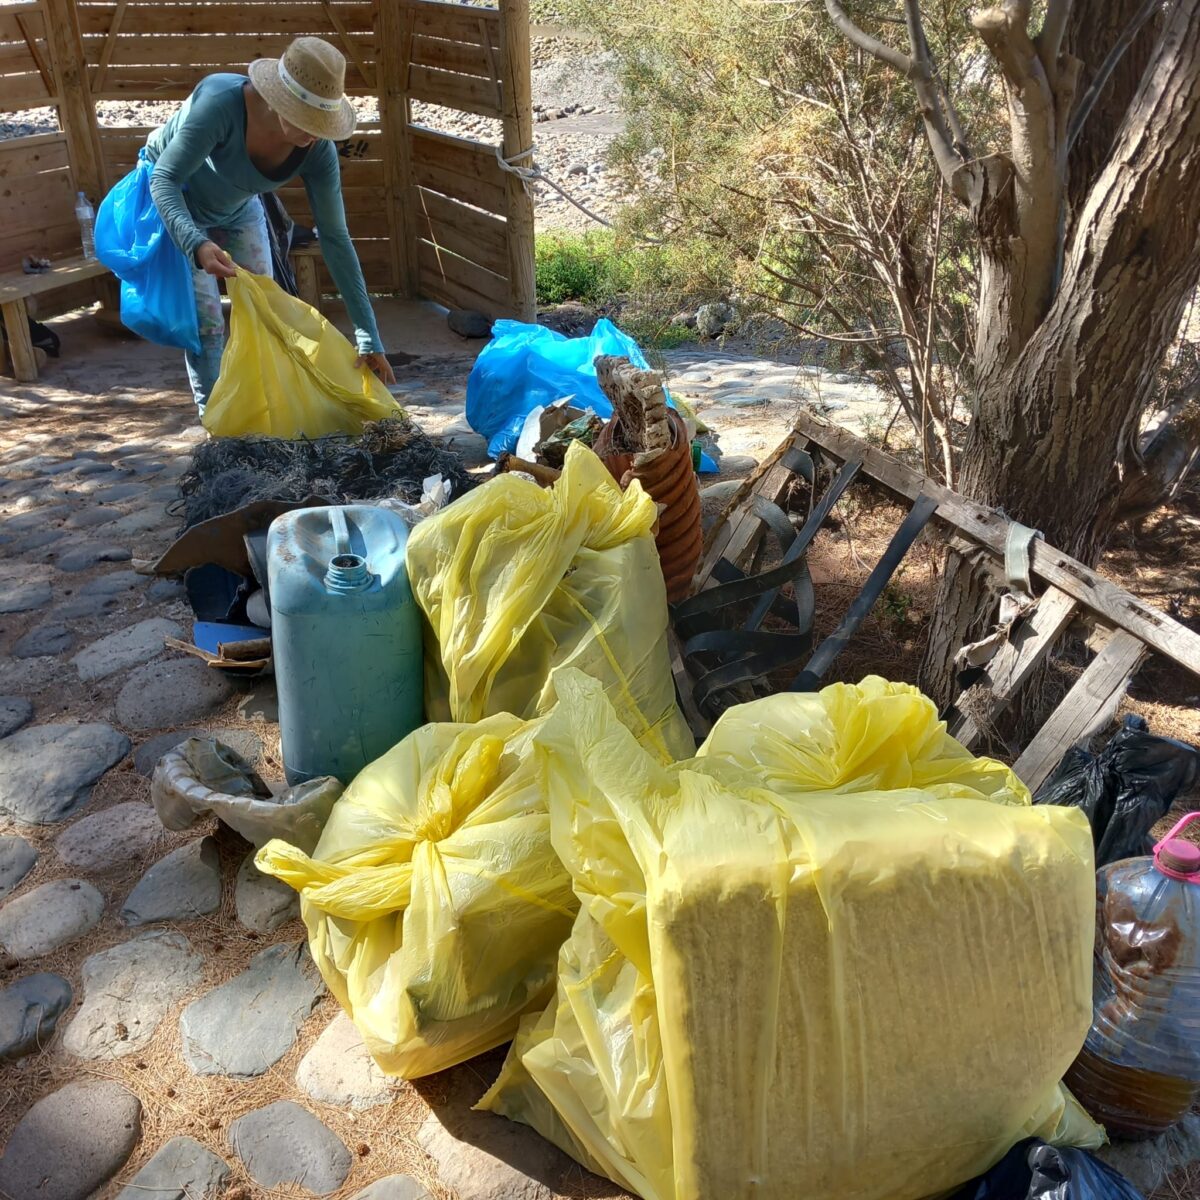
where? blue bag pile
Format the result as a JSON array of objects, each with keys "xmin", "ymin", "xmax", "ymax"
[
  {"xmin": 95, "ymin": 151, "xmax": 200, "ymax": 355},
  {"xmin": 466, "ymin": 318, "xmax": 715, "ymax": 470}
]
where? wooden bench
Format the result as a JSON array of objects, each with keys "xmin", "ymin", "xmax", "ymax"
[{"xmin": 0, "ymin": 256, "xmax": 112, "ymax": 382}]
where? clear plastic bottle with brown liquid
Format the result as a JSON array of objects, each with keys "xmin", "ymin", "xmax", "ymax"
[{"xmin": 1065, "ymin": 811, "xmax": 1200, "ymax": 1138}]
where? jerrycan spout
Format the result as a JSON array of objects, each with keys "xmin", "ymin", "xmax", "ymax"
[
  {"xmin": 325, "ymin": 508, "xmax": 372, "ymax": 592},
  {"xmin": 326, "ymin": 553, "xmax": 371, "ymax": 592}
]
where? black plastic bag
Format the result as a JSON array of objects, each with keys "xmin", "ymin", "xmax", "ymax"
[
  {"xmin": 1035, "ymin": 714, "xmax": 1199, "ymax": 867},
  {"xmin": 949, "ymin": 1139, "xmax": 1144, "ymax": 1200}
]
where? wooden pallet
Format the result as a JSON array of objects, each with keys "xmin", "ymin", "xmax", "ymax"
[{"xmin": 681, "ymin": 411, "xmax": 1200, "ymax": 790}]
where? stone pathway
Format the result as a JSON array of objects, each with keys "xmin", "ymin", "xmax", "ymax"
[{"xmin": 1, "ymin": 308, "xmax": 1193, "ymax": 1200}]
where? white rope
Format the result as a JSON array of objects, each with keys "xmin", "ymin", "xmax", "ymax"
[{"xmin": 495, "ymin": 145, "xmax": 620, "ymax": 231}]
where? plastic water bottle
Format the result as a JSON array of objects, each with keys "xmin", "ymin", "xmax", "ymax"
[
  {"xmin": 268, "ymin": 504, "xmax": 424, "ymax": 785},
  {"xmin": 76, "ymin": 192, "xmax": 96, "ymax": 260}
]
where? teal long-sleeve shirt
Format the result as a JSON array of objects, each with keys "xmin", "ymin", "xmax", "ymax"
[{"xmin": 146, "ymin": 74, "xmax": 383, "ymax": 355}]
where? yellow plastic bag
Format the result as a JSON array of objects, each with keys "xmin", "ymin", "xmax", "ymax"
[
  {"xmin": 406, "ymin": 440, "xmax": 695, "ymax": 763},
  {"xmin": 202, "ymin": 271, "xmax": 401, "ymax": 439},
  {"xmin": 481, "ymin": 671, "xmax": 1099, "ymax": 1200},
  {"xmin": 699, "ymin": 676, "xmax": 1029, "ymax": 805},
  {"xmin": 256, "ymin": 713, "xmax": 577, "ymax": 1078}
]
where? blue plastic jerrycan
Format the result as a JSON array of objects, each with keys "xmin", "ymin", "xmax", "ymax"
[{"xmin": 267, "ymin": 504, "xmax": 424, "ymax": 785}]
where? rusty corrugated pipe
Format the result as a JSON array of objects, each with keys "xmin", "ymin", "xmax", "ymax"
[{"xmin": 595, "ymin": 409, "xmax": 702, "ymax": 603}]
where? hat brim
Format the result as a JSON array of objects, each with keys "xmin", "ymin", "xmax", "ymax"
[{"xmin": 248, "ymin": 57, "xmax": 357, "ymax": 142}]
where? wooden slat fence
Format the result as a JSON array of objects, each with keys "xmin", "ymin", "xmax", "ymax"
[{"xmin": 0, "ymin": 0, "xmax": 534, "ymax": 319}]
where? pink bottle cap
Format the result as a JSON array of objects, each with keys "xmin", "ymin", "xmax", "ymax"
[{"xmin": 1153, "ymin": 812, "xmax": 1200, "ymax": 882}]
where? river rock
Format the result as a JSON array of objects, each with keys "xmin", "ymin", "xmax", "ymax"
[
  {"xmin": 0, "ymin": 972, "xmax": 73, "ymax": 1060},
  {"xmin": 63, "ymin": 931, "xmax": 204, "ymax": 1059},
  {"xmin": 115, "ymin": 1136, "xmax": 230, "ymax": 1200},
  {"xmin": 0, "ymin": 834, "xmax": 37, "ymax": 898},
  {"xmin": 0, "ymin": 579, "xmax": 51, "ymax": 613},
  {"xmin": 229, "ymin": 1101, "xmax": 351, "ymax": 1195},
  {"xmin": 0, "ymin": 879, "xmax": 105, "ymax": 959},
  {"xmin": 115, "ymin": 659, "xmax": 237, "ymax": 732},
  {"xmin": 417, "ymin": 1068, "xmax": 577, "ymax": 1200},
  {"xmin": 297, "ymin": 1012, "xmax": 396, "ymax": 1109},
  {"xmin": 57, "ymin": 543, "xmax": 132, "ymax": 572},
  {"xmin": 448, "ymin": 309, "xmax": 493, "ymax": 339},
  {"xmin": 72, "ymin": 618, "xmax": 182, "ymax": 681},
  {"xmin": 0, "ymin": 696, "xmax": 32, "ymax": 738},
  {"xmin": 0, "ymin": 722, "xmax": 130, "ymax": 824},
  {"xmin": 12, "ymin": 622, "xmax": 74, "ymax": 658},
  {"xmin": 56, "ymin": 802, "xmax": 164, "ymax": 871},
  {"xmin": 352, "ymin": 1178, "xmax": 432, "ymax": 1200},
  {"xmin": 235, "ymin": 853, "xmax": 299, "ymax": 933},
  {"xmin": 121, "ymin": 838, "xmax": 221, "ymax": 926},
  {"xmin": 0, "ymin": 1080, "xmax": 142, "ymax": 1200},
  {"xmin": 180, "ymin": 942, "xmax": 324, "ymax": 1077}
]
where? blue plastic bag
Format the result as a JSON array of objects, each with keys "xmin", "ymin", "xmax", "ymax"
[
  {"xmin": 95, "ymin": 152, "xmax": 200, "ymax": 355},
  {"xmin": 948, "ymin": 1139, "xmax": 1144, "ymax": 1200},
  {"xmin": 466, "ymin": 318, "xmax": 715, "ymax": 470}
]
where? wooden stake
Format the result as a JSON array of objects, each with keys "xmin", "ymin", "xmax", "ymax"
[{"xmin": 498, "ymin": 0, "xmax": 535, "ymax": 320}]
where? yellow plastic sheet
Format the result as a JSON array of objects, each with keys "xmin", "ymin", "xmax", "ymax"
[
  {"xmin": 202, "ymin": 271, "xmax": 401, "ymax": 439},
  {"xmin": 256, "ymin": 714, "xmax": 577, "ymax": 1079},
  {"xmin": 406, "ymin": 441, "xmax": 695, "ymax": 762},
  {"xmin": 481, "ymin": 671, "xmax": 1099, "ymax": 1200}
]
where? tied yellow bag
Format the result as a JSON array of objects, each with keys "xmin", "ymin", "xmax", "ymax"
[
  {"xmin": 481, "ymin": 671, "xmax": 1099, "ymax": 1200},
  {"xmin": 698, "ymin": 675, "xmax": 1029, "ymax": 804},
  {"xmin": 406, "ymin": 441, "xmax": 695, "ymax": 762},
  {"xmin": 202, "ymin": 271, "xmax": 401, "ymax": 439},
  {"xmin": 257, "ymin": 714, "xmax": 578, "ymax": 1079}
]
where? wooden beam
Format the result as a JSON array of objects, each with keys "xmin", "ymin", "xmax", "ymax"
[
  {"xmin": 695, "ymin": 429, "xmax": 806, "ymax": 585},
  {"xmin": 1013, "ymin": 630, "xmax": 1147, "ymax": 792},
  {"xmin": 498, "ymin": 0, "xmax": 535, "ymax": 321},
  {"xmin": 793, "ymin": 410, "xmax": 1200, "ymax": 682},
  {"xmin": 2, "ymin": 300, "xmax": 38, "ymax": 382},
  {"xmin": 15, "ymin": 9, "xmax": 54, "ymax": 95},
  {"xmin": 378, "ymin": 0, "xmax": 416, "ymax": 297},
  {"xmin": 89, "ymin": 0, "xmax": 128, "ymax": 93},
  {"xmin": 40, "ymin": 0, "xmax": 106, "ymax": 197},
  {"xmin": 320, "ymin": 0, "xmax": 376, "ymax": 92},
  {"xmin": 950, "ymin": 585, "xmax": 1080, "ymax": 750}
]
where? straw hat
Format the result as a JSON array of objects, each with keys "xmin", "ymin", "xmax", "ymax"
[{"xmin": 248, "ymin": 37, "xmax": 357, "ymax": 142}]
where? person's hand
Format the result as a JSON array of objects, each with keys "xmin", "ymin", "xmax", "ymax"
[
  {"xmin": 196, "ymin": 241, "xmax": 237, "ymax": 279},
  {"xmin": 356, "ymin": 352, "xmax": 396, "ymax": 385}
]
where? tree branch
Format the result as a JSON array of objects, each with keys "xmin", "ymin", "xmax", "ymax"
[
  {"xmin": 1067, "ymin": 0, "xmax": 1161, "ymax": 152},
  {"xmin": 824, "ymin": 0, "xmax": 971, "ymax": 201},
  {"xmin": 1036, "ymin": 0, "xmax": 1073, "ymax": 83},
  {"xmin": 824, "ymin": 0, "xmax": 913, "ymax": 75},
  {"xmin": 903, "ymin": 0, "xmax": 973, "ymax": 195}
]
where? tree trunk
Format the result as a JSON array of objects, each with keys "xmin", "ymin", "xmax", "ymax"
[
  {"xmin": 920, "ymin": 0, "xmax": 1200, "ymax": 708},
  {"xmin": 1065, "ymin": 0, "xmax": 1163, "ymax": 222}
]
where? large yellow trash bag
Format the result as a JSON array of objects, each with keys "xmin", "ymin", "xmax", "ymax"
[
  {"xmin": 202, "ymin": 271, "xmax": 402, "ymax": 439},
  {"xmin": 699, "ymin": 676, "xmax": 1029, "ymax": 804},
  {"xmin": 255, "ymin": 713, "xmax": 578, "ymax": 1078},
  {"xmin": 406, "ymin": 441, "xmax": 695, "ymax": 762},
  {"xmin": 480, "ymin": 671, "xmax": 1098, "ymax": 1200}
]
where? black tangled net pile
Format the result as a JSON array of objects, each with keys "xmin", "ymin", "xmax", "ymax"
[{"xmin": 172, "ymin": 418, "xmax": 479, "ymax": 530}]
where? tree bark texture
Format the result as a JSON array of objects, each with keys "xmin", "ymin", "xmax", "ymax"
[
  {"xmin": 1065, "ymin": 0, "xmax": 1163, "ymax": 220},
  {"xmin": 921, "ymin": 0, "xmax": 1200, "ymax": 706}
]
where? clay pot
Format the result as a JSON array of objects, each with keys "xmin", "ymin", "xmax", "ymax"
[{"xmin": 595, "ymin": 409, "xmax": 702, "ymax": 603}]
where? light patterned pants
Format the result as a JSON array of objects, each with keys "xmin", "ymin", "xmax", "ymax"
[{"xmin": 186, "ymin": 202, "xmax": 271, "ymax": 412}]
